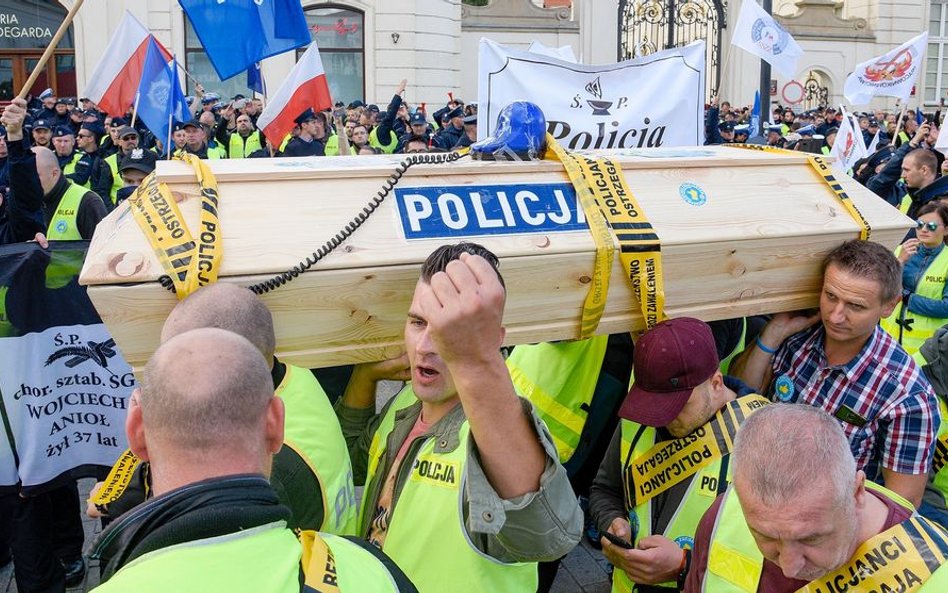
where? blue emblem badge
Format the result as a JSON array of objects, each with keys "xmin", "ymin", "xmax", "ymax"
[
  {"xmin": 675, "ymin": 536, "xmax": 695, "ymax": 550},
  {"xmin": 627, "ymin": 510, "xmax": 639, "ymax": 542},
  {"xmin": 751, "ymin": 18, "xmax": 790, "ymax": 56},
  {"xmin": 775, "ymin": 375, "xmax": 794, "ymax": 402},
  {"xmin": 679, "ymin": 182, "xmax": 708, "ymax": 206},
  {"xmin": 55, "ymin": 220, "xmax": 68, "ymax": 234}
]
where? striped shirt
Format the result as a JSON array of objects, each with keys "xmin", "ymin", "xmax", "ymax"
[{"xmin": 770, "ymin": 325, "xmax": 939, "ymax": 478}]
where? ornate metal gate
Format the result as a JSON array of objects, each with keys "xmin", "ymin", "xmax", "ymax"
[{"xmin": 618, "ymin": 0, "xmax": 727, "ymax": 98}]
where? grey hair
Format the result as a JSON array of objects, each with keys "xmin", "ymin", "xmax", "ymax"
[{"xmin": 732, "ymin": 404, "xmax": 857, "ymax": 507}]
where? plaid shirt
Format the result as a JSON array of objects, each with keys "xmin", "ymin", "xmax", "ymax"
[{"xmin": 770, "ymin": 325, "xmax": 939, "ymax": 478}]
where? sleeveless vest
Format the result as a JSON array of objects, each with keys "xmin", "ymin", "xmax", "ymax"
[{"xmin": 46, "ymin": 182, "xmax": 87, "ymax": 240}]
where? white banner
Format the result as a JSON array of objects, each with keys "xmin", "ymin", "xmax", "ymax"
[
  {"xmin": 844, "ymin": 32, "xmax": 929, "ymax": 105},
  {"xmin": 477, "ymin": 38, "xmax": 705, "ymax": 149},
  {"xmin": 0, "ymin": 324, "xmax": 133, "ymax": 489}
]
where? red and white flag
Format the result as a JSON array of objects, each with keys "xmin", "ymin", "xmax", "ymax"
[
  {"xmin": 844, "ymin": 32, "xmax": 928, "ymax": 105},
  {"xmin": 257, "ymin": 42, "xmax": 333, "ymax": 146},
  {"xmin": 82, "ymin": 12, "xmax": 171, "ymax": 116},
  {"xmin": 829, "ymin": 107, "xmax": 866, "ymax": 172}
]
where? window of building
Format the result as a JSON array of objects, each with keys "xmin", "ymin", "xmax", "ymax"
[
  {"xmin": 184, "ymin": 14, "xmax": 251, "ymax": 99},
  {"xmin": 926, "ymin": 0, "xmax": 948, "ymax": 105},
  {"xmin": 298, "ymin": 5, "xmax": 364, "ymax": 104},
  {"xmin": 0, "ymin": 0, "xmax": 74, "ymax": 101}
]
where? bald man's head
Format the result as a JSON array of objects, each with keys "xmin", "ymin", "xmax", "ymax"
[
  {"xmin": 32, "ymin": 146, "xmax": 61, "ymax": 195},
  {"xmin": 141, "ymin": 328, "xmax": 274, "ymax": 456},
  {"xmin": 161, "ymin": 283, "xmax": 276, "ymax": 362}
]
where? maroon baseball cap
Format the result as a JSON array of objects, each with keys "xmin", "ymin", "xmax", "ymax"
[{"xmin": 618, "ymin": 317, "xmax": 719, "ymax": 426}]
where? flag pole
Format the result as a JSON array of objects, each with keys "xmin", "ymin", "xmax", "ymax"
[
  {"xmin": 757, "ymin": 0, "xmax": 773, "ymax": 129},
  {"xmin": 892, "ymin": 101, "xmax": 907, "ymax": 145},
  {"xmin": 174, "ymin": 61, "xmax": 201, "ymax": 88},
  {"xmin": 16, "ymin": 0, "xmax": 85, "ymax": 100},
  {"xmin": 131, "ymin": 91, "xmax": 141, "ymax": 127}
]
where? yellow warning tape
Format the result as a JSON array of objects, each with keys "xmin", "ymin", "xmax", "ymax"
[
  {"xmin": 546, "ymin": 135, "xmax": 666, "ymax": 335},
  {"xmin": 89, "ymin": 448, "xmax": 140, "ymax": 506},
  {"xmin": 545, "ymin": 136, "xmax": 615, "ymax": 337},
  {"xmin": 127, "ymin": 153, "xmax": 223, "ymax": 299},
  {"xmin": 725, "ymin": 144, "xmax": 871, "ymax": 241}
]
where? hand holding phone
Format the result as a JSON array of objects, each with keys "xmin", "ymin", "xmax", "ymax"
[{"xmin": 602, "ymin": 530, "xmax": 635, "ymax": 550}]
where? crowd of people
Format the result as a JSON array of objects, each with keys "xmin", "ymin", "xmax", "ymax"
[{"xmin": 0, "ymin": 81, "xmax": 947, "ymax": 593}]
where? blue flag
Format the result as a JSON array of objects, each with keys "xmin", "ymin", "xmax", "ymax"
[
  {"xmin": 179, "ymin": 0, "xmax": 310, "ymax": 81},
  {"xmin": 247, "ymin": 62, "xmax": 266, "ymax": 96},
  {"xmin": 916, "ymin": 107, "xmax": 925, "ymax": 126},
  {"xmin": 136, "ymin": 38, "xmax": 190, "ymax": 151},
  {"xmin": 750, "ymin": 90, "xmax": 761, "ymax": 138}
]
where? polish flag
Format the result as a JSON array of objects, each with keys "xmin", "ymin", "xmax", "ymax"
[
  {"xmin": 82, "ymin": 12, "xmax": 172, "ymax": 116},
  {"xmin": 257, "ymin": 42, "xmax": 333, "ymax": 147}
]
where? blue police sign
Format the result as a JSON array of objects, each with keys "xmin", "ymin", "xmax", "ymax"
[{"xmin": 395, "ymin": 183, "xmax": 588, "ymax": 240}]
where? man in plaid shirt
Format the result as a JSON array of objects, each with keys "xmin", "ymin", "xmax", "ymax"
[{"xmin": 733, "ymin": 240, "xmax": 939, "ymax": 507}]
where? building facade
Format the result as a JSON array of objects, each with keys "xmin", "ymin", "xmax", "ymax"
[{"xmin": 0, "ymin": 0, "xmax": 937, "ymax": 114}]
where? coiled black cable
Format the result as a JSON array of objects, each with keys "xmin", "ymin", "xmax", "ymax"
[{"xmin": 156, "ymin": 150, "xmax": 468, "ymax": 295}]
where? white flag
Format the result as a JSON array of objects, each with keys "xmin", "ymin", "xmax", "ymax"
[
  {"xmin": 867, "ymin": 130, "xmax": 880, "ymax": 155},
  {"xmin": 477, "ymin": 38, "xmax": 705, "ymax": 148},
  {"xmin": 731, "ymin": 0, "xmax": 803, "ymax": 78},
  {"xmin": 829, "ymin": 110, "xmax": 864, "ymax": 172},
  {"xmin": 934, "ymin": 124, "xmax": 948, "ymax": 155},
  {"xmin": 844, "ymin": 33, "xmax": 928, "ymax": 105},
  {"xmin": 851, "ymin": 114, "xmax": 869, "ymax": 159}
]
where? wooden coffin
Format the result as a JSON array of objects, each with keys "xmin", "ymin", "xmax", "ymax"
[{"xmin": 79, "ymin": 146, "xmax": 912, "ymax": 373}]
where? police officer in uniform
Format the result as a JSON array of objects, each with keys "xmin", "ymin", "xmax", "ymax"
[
  {"xmin": 51, "ymin": 126, "xmax": 81, "ymax": 173},
  {"xmin": 433, "ymin": 106, "xmax": 464, "ymax": 150},
  {"xmin": 397, "ymin": 111, "xmax": 431, "ymax": 153},
  {"xmin": 103, "ymin": 125, "xmax": 141, "ymax": 207},
  {"xmin": 89, "ymin": 328, "xmax": 418, "ymax": 593},
  {"xmin": 590, "ymin": 318, "xmax": 768, "ymax": 592},
  {"xmin": 30, "ymin": 119, "xmax": 52, "ymax": 149},
  {"xmin": 281, "ymin": 108, "xmax": 325, "ymax": 157},
  {"xmin": 71, "ymin": 122, "xmax": 114, "ymax": 201}
]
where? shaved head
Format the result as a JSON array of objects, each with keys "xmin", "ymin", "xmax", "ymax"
[
  {"xmin": 141, "ymin": 328, "xmax": 273, "ymax": 455},
  {"xmin": 161, "ymin": 283, "xmax": 276, "ymax": 361},
  {"xmin": 32, "ymin": 146, "xmax": 61, "ymax": 194}
]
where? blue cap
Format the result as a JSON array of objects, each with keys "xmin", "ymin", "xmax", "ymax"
[
  {"xmin": 201, "ymin": 92, "xmax": 220, "ymax": 105},
  {"xmin": 39, "ymin": 88, "xmax": 54, "ymax": 100},
  {"xmin": 33, "ymin": 119, "xmax": 51, "ymax": 130},
  {"xmin": 797, "ymin": 124, "xmax": 816, "ymax": 136},
  {"xmin": 409, "ymin": 112, "xmax": 426, "ymax": 125},
  {"xmin": 294, "ymin": 108, "xmax": 317, "ymax": 125},
  {"xmin": 53, "ymin": 126, "xmax": 74, "ymax": 137}
]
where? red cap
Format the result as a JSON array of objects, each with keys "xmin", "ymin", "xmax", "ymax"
[{"xmin": 618, "ymin": 317, "xmax": 719, "ymax": 426}]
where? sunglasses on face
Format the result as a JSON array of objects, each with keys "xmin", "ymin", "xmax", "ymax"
[
  {"xmin": 77, "ymin": 133, "xmax": 93, "ymax": 139},
  {"xmin": 121, "ymin": 135, "xmax": 137, "ymax": 141},
  {"xmin": 917, "ymin": 220, "xmax": 942, "ymax": 232}
]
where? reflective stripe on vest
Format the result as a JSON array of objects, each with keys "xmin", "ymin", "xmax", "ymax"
[
  {"xmin": 369, "ymin": 127, "xmax": 398, "ymax": 154},
  {"xmin": 360, "ymin": 385, "xmax": 537, "ymax": 593},
  {"xmin": 933, "ymin": 398, "xmax": 948, "ymax": 501},
  {"xmin": 615, "ymin": 394, "xmax": 770, "ymax": 592},
  {"xmin": 105, "ymin": 153, "xmax": 121, "ymax": 206},
  {"xmin": 46, "ymin": 182, "xmax": 87, "ymax": 240},
  {"xmin": 702, "ymin": 485, "xmax": 948, "ymax": 593},
  {"xmin": 228, "ymin": 131, "xmax": 263, "ymax": 158},
  {"xmin": 277, "ymin": 364, "xmax": 357, "ymax": 535},
  {"xmin": 505, "ymin": 336, "xmax": 608, "ymax": 463},
  {"xmin": 882, "ymin": 246, "xmax": 948, "ymax": 359}
]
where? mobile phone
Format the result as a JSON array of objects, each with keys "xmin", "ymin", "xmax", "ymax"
[{"xmin": 602, "ymin": 531, "xmax": 635, "ymax": 550}]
